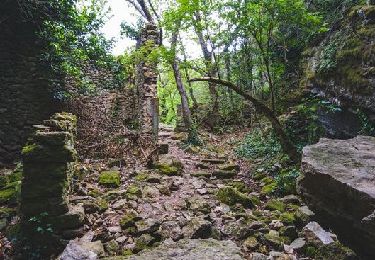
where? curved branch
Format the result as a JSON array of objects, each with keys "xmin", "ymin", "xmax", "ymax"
[{"xmin": 189, "ymin": 77, "xmax": 300, "ymax": 163}]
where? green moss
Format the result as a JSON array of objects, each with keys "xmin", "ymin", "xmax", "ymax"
[
  {"xmin": 261, "ymin": 177, "xmax": 274, "ymax": 185},
  {"xmin": 135, "ymin": 172, "xmax": 148, "ymax": 181},
  {"xmin": 134, "ymin": 234, "xmax": 154, "ymax": 253},
  {"xmin": 155, "ymin": 164, "xmax": 180, "ymax": 176},
  {"xmin": 126, "ymin": 185, "xmax": 142, "ymax": 198},
  {"xmin": 261, "ymin": 182, "xmax": 277, "ymax": 195},
  {"xmin": 122, "ymin": 249, "xmax": 133, "ymax": 256},
  {"xmin": 97, "ymin": 198, "xmax": 109, "ymax": 212},
  {"xmin": 265, "ymin": 199, "xmax": 286, "ymax": 212},
  {"xmin": 280, "ymin": 212, "xmax": 296, "ymax": 224},
  {"xmin": 0, "ymin": 181, "xmax": 21, "ymax": 204},
  {"xmin": 21, "ymin": 143, "xmax": 38, "ymax": 155},
  {"xmin": 120, "ymin": 212, "xmax": 138, "ymax": 229},
  {"xmin": 88, "ymin": 188, "xmax": 101, "ymax": 198},
  {"xmin": 252, "ymin": 172, "xmax": 267, "ymax": 181},
  {"xmin": 249, "ymin": 195, "xmax": 261, "ymax": 206},
  {"xmin": 0, "ymin": 207, "xmax": 16, "ymax": 218},
  {"xmin": 304, "ymin": 241, "xmax": 356, "ymax": 259},
  {"xmin": 99, "ymin": 171, "xmax": 121, "ymax": 187},
  {"xmin": 228, "ymin": 181, "xmax": 251, "ymax": 193},
  {"xmin": 217, "ymin": 186, "xmax": 254, "ymax": 208}
]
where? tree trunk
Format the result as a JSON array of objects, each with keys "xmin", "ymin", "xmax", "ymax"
[
  {"xmin": 193, "ymin": 12, "xmax": 219, "ymax": 123},
  {"xmin": 189, "ymin": 77, "xmax": 300, "ymax": 163},
  {"xmin": 171, "ymin": 28, "xmax": 193, "ymax": 131}
]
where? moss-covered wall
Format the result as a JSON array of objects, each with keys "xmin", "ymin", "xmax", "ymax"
[
  {"xmin": 0, "ymin": 1, "xmax": 57, "ymax": 165},
  {"xmin": 302, "ymin": 5, "xmax": 375, "ymax": 123}
]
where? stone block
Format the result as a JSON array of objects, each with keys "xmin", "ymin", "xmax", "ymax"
[{"xmin": 298, "ymin": 136, "xmax": 375, "ymax": 258}]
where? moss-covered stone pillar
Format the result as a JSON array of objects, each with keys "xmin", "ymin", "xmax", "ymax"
[
  {"xmin": 136, "ymin": 23, "xmax": 159, "ymax": 142},
  {"xmin": 20, "ymin": 113, "xmax": 84, "ymax": 258}
]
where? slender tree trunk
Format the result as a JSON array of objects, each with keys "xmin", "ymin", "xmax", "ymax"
[
  {"xmin": 189, "ymin": 77, "xmax": 300, "ymax": 163},
  {"xmin": 193, "ymin": 12, "xmax": 219, "ymax": 123},
  {"xmin": 171, "ymin": 27, "xmax": 193, "ymax": 131},
  {"xmin": 180, "ymin": 40, "xmax": 199, "ymax": 109}
]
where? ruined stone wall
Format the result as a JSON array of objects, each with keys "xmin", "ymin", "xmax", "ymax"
[
  {"xmin": 20, "ymin": 113, "xmax": 84, "ymax": 257},
  {"xmin": 0, "ymin": 2, "xmax": 56, "ymax": 165},
  {"xmin": 136, "ymin": 24, "xmax": 160, "ymax": 141},
  {"xmin": 66, "ymin": 87, "xmax": 139, "ymax": 160}
]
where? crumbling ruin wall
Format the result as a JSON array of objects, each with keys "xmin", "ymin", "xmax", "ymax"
[
  {"xmin": 136, "ymin": 24, "xmax": 160, "ymax": 142},
  {"xmin": 20, "ymin": 113, "xmax": 84, "ymax": 257}
]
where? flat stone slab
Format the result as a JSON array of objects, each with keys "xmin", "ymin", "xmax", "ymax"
[
  {"xmin": 124, "ymin": 239, "xmax": 244, "ymax": 260},
  {"xmin": 298, "ymin": 136, "xmax": 375, "ymax": 257}
]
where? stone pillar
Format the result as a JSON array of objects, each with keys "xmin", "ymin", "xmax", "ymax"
[
  {"xmin": 136, "ymin": 23, "xmax": 160, "ymax": 142},
  {"xmin": 20, "ymin": 113, "xmax": 84, "ymax": 257}
]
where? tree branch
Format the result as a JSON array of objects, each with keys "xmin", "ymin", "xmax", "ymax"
[{"xmin": 189, "ymin": 77, "xmax": 300, "ymax": 163}]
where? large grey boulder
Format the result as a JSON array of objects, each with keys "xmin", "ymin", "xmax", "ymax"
[
  {"xmin": 125, "ymin": 239, "xmax": 244, "ymax": 260},
  {"xmin": 298, "ymin": 136, "xmax": 375, "ymax": 257}
]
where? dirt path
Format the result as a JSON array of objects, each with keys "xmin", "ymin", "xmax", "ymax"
[{"xmin": 63, "ymin": 125, "xmax": 354, "ymax": 260}]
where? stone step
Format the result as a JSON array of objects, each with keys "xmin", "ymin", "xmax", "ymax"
[{"xmin": 201, "ymin": 158, "xmax": 227, "ymax": 165}]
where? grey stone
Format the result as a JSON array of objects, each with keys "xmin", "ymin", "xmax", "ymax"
[
  {"xmin": 250, "ymin": 253, "xmax": 268, "ymax": 260},
  {"xmin": 59, "ymin": 232, "xmax": 104, "ymax": 260},
  {"xmin": 298, "ymin": 136, "xmax": 375, "ymax": 256},
  {"xmin": 303, "ymin": 222, "xmax": 335, "ymax": 245},
  {"xmin": 126, "ymin": 238, "xmax": 244, "ymax": 260},
  {"xmin": 182, "ymin": 217, "xmax": 212, "ymax": 239},
  {"xmin": 158, "ymin": 221, "xmax": 183, "ymax": 241}
]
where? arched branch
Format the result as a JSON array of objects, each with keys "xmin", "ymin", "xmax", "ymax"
[{"xmin": 189, "ymin": 77, "xmax": 300, "ymax": 163}]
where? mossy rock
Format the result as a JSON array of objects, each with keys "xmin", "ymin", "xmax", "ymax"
[
  {"xmin": 133, "ymin": 234, "xmax": 155, "ymax": 253},
  {"xmin": 120, "ymin": 212, "xmax": 140, "ymax": 230},
  {"xmin": 99, "ymin": 171, "xmax": 121, "ymax": 188},
  {"xmin": 243, "ymin": 236, "xmax": 259, "ymax": 250},
  {"xmin": 228, "ymin": 181, "xmax": 251, "ymax": 193},
  {"xmin": 253, "ymin": 172, "xmax": 267, "ymax": 181},
  {"xmin": 264, "ymin": 230, "xmax": 284, "ymax": 250},
  {"xmin": 265, "ymin": 199, "xmax": 286, "ymax": 212},
  {"xmin": 155, "ymin": 164, "xmax": 181, "ymax": 176},
  {"xmin": 0, "ymin": 181, "xmax": 21, "ymax": 204},
  {"xmin": 261, "ymin": 177, "xmax": 274, "ymax": 185},
  {"xmin": 97, "ymin": 198, "xmax": 109, "ymax": 212},
  {"xmin": 249, "ymin": 195, "xmax": 261, "ymax": 206},
  {"xmin": 88, "ymin": 188, "xmax": 101, "ymax": 198},
  {"xmin": 261, "ymin": 182, "xmax": 277, "ymax": 195},
  {"xmin": 135, "ymin": 172, "xmax": 149, "ymax": 182},
  {"xmin": 0, "ymin": 207, "xmax": 16, "ymax": 218},
  {"xmin": 212, "ymin": 170, "xmax": 237, "ymax": 179},
  {"xmin": 304, "ymin": 241, "xmax": 356, "ymax": 259},
  {"xmin": 218, "ymin": 164, "xmax": 240, "ymax": 172},
  {"xmin": 217, "ymin": 186, "xmax": 254, "ymax": 208},
  {"xmin": 280, "ymin": 212, "xmax": 296, "ymax": 225},
  {"xmin": 126, "ymin": 184, "xmax": 142, "ymax": 198},
  {"xmin": 191, "ymin": 171, "xmax": 211, "ymax": 178}
]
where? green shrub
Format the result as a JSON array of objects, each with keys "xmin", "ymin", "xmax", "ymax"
[
  {"xmin": 236, "ymin": 129, "xmax": 281, "ymax": 160},
  {"xmin": 275, "ymin": 168, "xmax": 301, "ymax": 195}
]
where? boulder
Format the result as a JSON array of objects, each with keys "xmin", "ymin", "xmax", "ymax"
[
  {"xmin": 125, "ymin": 239, "xmax": 243, "ymax": 260},
  {"xmin": 298, "ymin": 136, "xmax": 375, "ymax": 257},
  {"xmin": 59, "ymin": 232, "xmax": 104, "ymax": 260}
]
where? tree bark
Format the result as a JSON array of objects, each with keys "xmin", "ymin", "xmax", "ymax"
[
  {"xmin": 189, "ymin": 77, "xmax": 300, "ymax": 163},
  {"xmin": 171, "ymin": 27, "xmax": 193, "ymax": 131},
  {"xmin": 193, "ymin": 12, "xmax": 219, "ymax": 122}
]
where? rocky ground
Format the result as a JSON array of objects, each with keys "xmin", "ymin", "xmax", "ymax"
[
  {"xmin": 0, "ymin": 125, "xmax": 357, "ymax": 259},
  {"xmin": 58, "ymin": 125, "xmax": 357, "ymax": 259}
]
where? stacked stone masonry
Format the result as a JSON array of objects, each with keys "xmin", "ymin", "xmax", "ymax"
[
  {"xmin": 136, "ymin": 24, "xmax": 160, "ymax": 140},
  {"xmin": 20, "ymin": 113, "xmax": 84, "ymax": 256}
]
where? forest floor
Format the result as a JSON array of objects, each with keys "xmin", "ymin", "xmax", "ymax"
[
  {"xmin": 62, "ymin": 125, "xmax": 356, "ymax": 259},
  {"xmin": 0, "ymin": 125, "xmax": 356, "ymax": 259}
]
